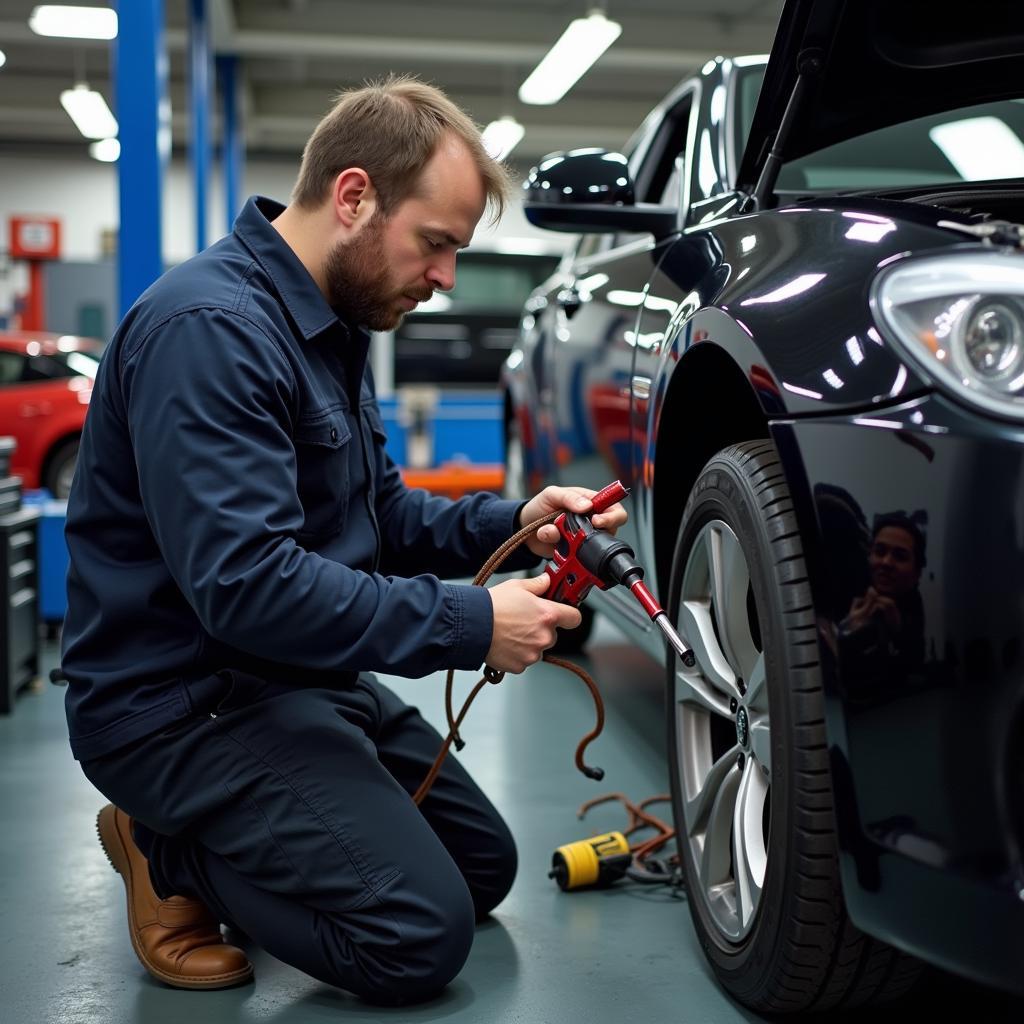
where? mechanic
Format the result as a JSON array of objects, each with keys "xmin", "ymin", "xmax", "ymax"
[
  {"xmin": 840, "ymin": 513, "xmax": 926, "ymax": 689},
  {"xmin": 60, "ymin": 75, "xmax": 626, "ymax": 1002}
]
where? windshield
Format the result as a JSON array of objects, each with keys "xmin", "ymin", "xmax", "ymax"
[{"xmin": 736, "ymin": 66, "xmax": 1024, "ymax": 191}]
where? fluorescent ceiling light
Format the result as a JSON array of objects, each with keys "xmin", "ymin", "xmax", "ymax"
[
  {"xmin": 61, "ymin": 84, "xmax": 118, "ymax": 139},
  {"xmin": 519, "ymin": 11, "xmax": 621, "ymax": 105},
  {"xmin": 481, "ymin": 116, "xmax": 525, "ymax": 160},
  {"xmin": 89, "ymin": 137, "xmax": 120, "ymax": 162},
  {"xmin": 29, "ymin": 5, "xmax": 117, "ymax": 39},
  {"xmin": 929, "ymin": 116, "xmax": 1024, "ymax": 180},
  {"xmin": 0, "ymin": 50, "xmax": 6, "ymax": 69}
]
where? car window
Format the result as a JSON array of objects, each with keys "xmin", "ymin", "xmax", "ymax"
[
  {"xmin": 415, "ymin": 253, "xmax": 560, "ymax": 314},
  {"xmin": 22, "ymin": 355, "xmax": 78, "ymax": 382},
  {"xmin": 0, "ymin": 353, "xmax": 23, "ymax": 385},
  {"xmin": 637, "ymin": 94, "xmax": 694, "ymax": 205},
  {"xmin": 778, "ymin": 98, "xmax": 1024, "ymax": 191},
  {"xmin": 735, "ymin": 66, "xmax": 766, "ymax": 164},
  {"xmin": 392, "ymin": 251, "xmax": 560, "ymax": 386},
  {"xmin": 612, "ymin": 93, "xmax": 693, "ymax": 248},
  {"xmin": 19, "ymin": 349, "xmax": 101, "ymax": 383}
]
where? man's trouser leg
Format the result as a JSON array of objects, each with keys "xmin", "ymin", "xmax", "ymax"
[{"xmin": 81, "ymin": 675, "xmax": 517, "ymax": 1003}]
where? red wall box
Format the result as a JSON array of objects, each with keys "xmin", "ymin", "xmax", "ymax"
[{"xmin": 9, "ymin": 217, "xmax": 62, "ymax": 261}]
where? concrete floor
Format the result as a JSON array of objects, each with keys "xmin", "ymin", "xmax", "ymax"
[{"xmin": 1, "ymin": 618, "xmax": 1020, "ymax": 1024}]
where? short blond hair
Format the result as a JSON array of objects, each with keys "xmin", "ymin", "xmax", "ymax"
[{"xmin": 292, "ymin": 74, "xmax": 512, "ymax": 222}]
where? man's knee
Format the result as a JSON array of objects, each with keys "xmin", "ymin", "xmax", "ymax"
[
  {"xmin": 468, "ymin": 823, "xmax": 517, "ymax": 920},
  {"xmin": 324, "ymin": 881, "xmax": 476, "ymax": 1003}
]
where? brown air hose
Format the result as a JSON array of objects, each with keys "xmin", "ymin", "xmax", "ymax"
[{"xmin": 413, "ymin": 510, "xmax": 607, "ymax": 805}]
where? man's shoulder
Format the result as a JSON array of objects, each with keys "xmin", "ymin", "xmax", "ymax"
[
  {"xmin": 138, "ymin": 239, "xmax": 258, "ymax": 323},
  {"xmin": 116, "ymin": 239, "xmax": 286, "ymax": 355}
]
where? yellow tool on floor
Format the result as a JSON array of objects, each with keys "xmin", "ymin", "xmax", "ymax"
[{"xmin": 549, "ymin": 793, "xmax": 683, "ymax": 892}]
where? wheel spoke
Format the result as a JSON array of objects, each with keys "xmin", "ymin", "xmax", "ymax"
[
  {"xmin": 700, "ymin": 760, "xmax": 741, "ymax": 887},
  {"xmin": 749, "ymin": 714, "xmax": 771, "ymax": 777},
  {"xmin": 744, "ymin": 652, "xmax": 767, "ymax": 710},
  {"xmin": 678, "ymin": 599, "xmax": 738, "ymax": 700},
  {"xmin": 674, "ymin": 664, "xmax": 732, "ymax": 718},
  {"xmin": 732, "ymin": 758, "xmax": 768, "ymax": 929},
  {"xmin": 685, "ymin": 742, "xmax": 741, "ymax": 837},
  {"xmin": 706, "ymin": 525, "xmax": 760, "ymax": 683}
]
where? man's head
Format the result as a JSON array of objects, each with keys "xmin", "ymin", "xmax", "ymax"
[
  {"xmin": 290, "ymin": 75, "xmax": 513, "ymax": 330},
  {"xmin": 868, "ymin": 514, "xmax": 926, "ymax": 596}
]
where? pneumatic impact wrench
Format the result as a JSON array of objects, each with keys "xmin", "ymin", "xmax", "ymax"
[{"xmin": 542, "ymin": 480, "xmax": 696, "ymax": 670}]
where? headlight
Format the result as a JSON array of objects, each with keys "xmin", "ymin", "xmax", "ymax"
[{"xmin": 872, "ymin": 251, "xmax": 1024, "ymax": 419}]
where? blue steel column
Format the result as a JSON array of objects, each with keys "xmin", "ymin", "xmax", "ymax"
[
  {"xmin": 189, "ymin": 0, "xmax": 211, "ymax": 252},
  {"xmin": 217, "ymin": 54, "xmax": 243, "ymax": 233},
  {"xmin": 115, "ymin": 0, "xmax": 167, "ymax": 317}
]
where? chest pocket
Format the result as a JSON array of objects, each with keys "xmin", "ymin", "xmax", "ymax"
[
  {"xmin": 294, "ymin": 411, "xmax": 352, "ymax": 539},
  {"xmin": 360, "ymin": 401, "xmax": 391, "ymax": 489}
]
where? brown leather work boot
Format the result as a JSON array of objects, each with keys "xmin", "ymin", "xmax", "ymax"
[{"xmin": 97, "ymin": 803, "xmax": 254, "ymax": 989}]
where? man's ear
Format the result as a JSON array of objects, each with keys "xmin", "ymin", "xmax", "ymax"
[{"xmin": 331, "ymin": 168, "xmax": 376, "ymax": 230}]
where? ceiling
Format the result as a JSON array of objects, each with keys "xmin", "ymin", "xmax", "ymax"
[{"xmin": 0, "ymin": 0, "xmax": 784, "ymax": 171}]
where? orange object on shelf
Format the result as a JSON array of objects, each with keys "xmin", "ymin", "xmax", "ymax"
[{"xmin": 401, "ymin": 462, "xmax": 505, "ymax": 500}]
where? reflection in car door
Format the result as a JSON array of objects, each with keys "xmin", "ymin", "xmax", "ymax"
[
  {"xmin": 551, "ymin": 238, "xmax": 663, "ymax": 564},
  {"xmin": 552, "ymin": 86, "xmax": 697, "ymax": 579}
]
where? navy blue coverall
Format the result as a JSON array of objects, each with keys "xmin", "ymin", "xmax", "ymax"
[{"xmin": 61, "ymin": 196, "xmax": 537, "ymax": 1001}]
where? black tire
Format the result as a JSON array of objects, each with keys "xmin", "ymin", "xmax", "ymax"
[
  {"xmin": 665, "ymin": 440, "xmax": 921, "ymax": 1013},
  {"xmin": 43, "ymin": 437, "xmax": 80, "ymax": 499}
]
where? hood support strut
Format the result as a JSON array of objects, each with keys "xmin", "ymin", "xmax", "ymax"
[{"xmin": 742, "ymin": 48, "xmax": 823, "ymax": 212}]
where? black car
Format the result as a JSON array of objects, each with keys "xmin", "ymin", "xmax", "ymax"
[{"xmin": 503, "ymin": 0, "xmax": 1024, "ymax": 1013}]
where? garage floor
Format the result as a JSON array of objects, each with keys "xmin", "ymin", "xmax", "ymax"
[{"xmin": 2, "ymin": 619, "xmax": 1020, "ymax": 1024}]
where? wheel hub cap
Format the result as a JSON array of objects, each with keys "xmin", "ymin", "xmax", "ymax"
[{"xmin": 736, "ymin": 706, "xmax": 749, "ymax": 748}]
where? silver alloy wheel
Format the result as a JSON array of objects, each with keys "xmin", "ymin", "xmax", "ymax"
[{"xmin": 673, "ymin": 518, "xmax": 771, "ymax": 942}]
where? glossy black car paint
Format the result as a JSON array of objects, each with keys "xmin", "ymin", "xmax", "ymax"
[{"xmin": 503, "ymin": 51, "xmax": 1024, "ymax": 995}]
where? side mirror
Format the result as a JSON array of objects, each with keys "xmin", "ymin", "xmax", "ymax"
[{"xmin": 523, "ymin": 149, "xmax": 677, "ymax": 238}]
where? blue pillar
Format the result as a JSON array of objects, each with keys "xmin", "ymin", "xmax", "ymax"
[
  {"xmin": 217, "ymin": 54, "xmax": 244, "ymax": 233},
  {"xmin": 189, "ymin": 0, "xmax": 211, "ymax": 252},
  {"xmin": 115, "ymin": 0, "xmax": 167, "ymax": 317}
]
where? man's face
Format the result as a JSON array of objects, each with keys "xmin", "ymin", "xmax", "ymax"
[
  {"xmin": 324, "ymin": 135, "xmax": 487, "ymax": 331},
  {"xmin": 868, "ymin": 526, "xmax": 920, "ymax": 596}
]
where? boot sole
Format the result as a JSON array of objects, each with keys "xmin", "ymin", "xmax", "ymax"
[{"xmin": 96, "ymin": 805, "xmax": 255, "ymax": 990}]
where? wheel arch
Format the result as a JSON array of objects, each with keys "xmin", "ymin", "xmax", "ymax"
[{"xmin": 651, "ymin": 343, "xmax": 769, "ymax": 596}]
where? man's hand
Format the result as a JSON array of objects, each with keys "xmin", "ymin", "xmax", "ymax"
[
  {"xmin": 518, "ymin": 485, "xmax": 628, "ymax": 559},
  {"xmin": 845, "ymin": 587, "xmax": 902, "ymax": 633},
  {"xmin": 485, "ymin": 574, "xmax": 583, "ymax": 673}
]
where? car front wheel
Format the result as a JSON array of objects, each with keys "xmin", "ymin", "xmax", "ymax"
[
  {"xmin": 44, "ymin": 437, "xmax": 80, "ymax": 499},
  {"xmin": 666, "ymin": 439, "xmax": 920, "ymax": 1013}
]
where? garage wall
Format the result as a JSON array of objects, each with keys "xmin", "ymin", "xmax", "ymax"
[
  {"xmin": 0, "ymin": 154, "xmax": 566, "ymax": 264},
  {"xmin": 0, "ymin": 153, "xmax": 568, "ymax": 332}
]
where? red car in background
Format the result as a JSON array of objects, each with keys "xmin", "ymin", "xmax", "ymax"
[{"xmin": 0, "ymin": 332, "xmax": 102, "ymax": 498}]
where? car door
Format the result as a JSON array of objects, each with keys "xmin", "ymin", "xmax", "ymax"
[{"xmin": 552, "ymin": 87, "xmax": 698, "ymax": 569}]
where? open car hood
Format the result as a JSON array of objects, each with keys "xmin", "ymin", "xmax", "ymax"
[{"xmin": 736, "ymin": 0, "xmax": 1024, "ymax": 194}]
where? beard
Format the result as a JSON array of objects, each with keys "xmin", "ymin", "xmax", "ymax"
[{"xmin": 322, "ymin": 212, "xmax": 429, "ymax": 331}]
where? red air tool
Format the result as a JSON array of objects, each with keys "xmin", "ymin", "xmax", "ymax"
[{"xmin": 543, "ymin": 480, "xmax": 696, "ymax": 669}]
